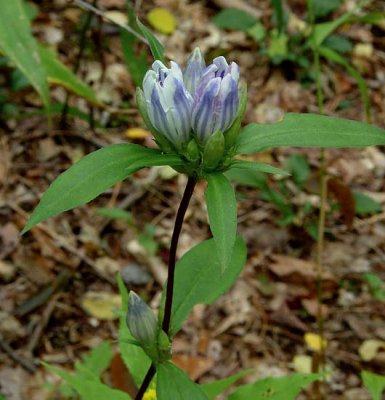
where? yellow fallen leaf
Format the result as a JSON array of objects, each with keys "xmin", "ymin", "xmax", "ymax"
[
  {"xmin": 359, "ymin": 339, "xmax": 385, "ymax": 362},
  {"xmin": 147, "ymin": 8, "xmax": 176, "ymax": 35},
  {"xmin": 304, "ymin": 332, "xmax": 327, "ymax": 352},
  {"xmin": 81, "ymin": 291, "xmax": 122, "ymax": 320},
  {"xmin": 125, "ymin": 128, "xmax": 150, "ymax": 139},
  {"xmin": 293, "ymin": 354, "xmax": 312, "ymax": 374}
]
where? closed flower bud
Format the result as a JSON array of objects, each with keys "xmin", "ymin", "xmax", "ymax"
[
  {"xmin": 126, "ymin": 291, "xmax": 158, "ymax": 346},
  {"xmin": 191, "ymin": 56, "xmax": 240, "ymax": 143},
  {"xmin": 142, "ymin": 60, "xmax": 193, "ymax": 150},
  {"xmin": 183, "ymin": 48, "xmax": 206, "ymax": 95}
]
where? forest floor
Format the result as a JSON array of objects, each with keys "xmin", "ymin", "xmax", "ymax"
[{"xmin": 1, "ymin": 0, "xmax": 385, "ymax": 399}]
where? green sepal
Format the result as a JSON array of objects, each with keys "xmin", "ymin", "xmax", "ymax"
[
  {"xmin": 185, "ymin": 138, "xmax": 201, "ymax": 163},
  {"xmin": 224, "ymin": 81, "xmax": 248, "ymax": 151},
  {"xmin": 202, "ymin": 130, "xmax": 225, "ymax": 171},
  {"xmin": 157, "ymin": 330, "xmax": 172, "ymax": 363},
  {"xmin": 136, "ymin": 87, "xmax": 175, "ymax": 153},
  {"xmin": 141, "ymin": 342, "xmax": 159, "ymax": 362},
  {"xmin": 141, "ymin": 329, "xmax": 171, "ymax": 363}
]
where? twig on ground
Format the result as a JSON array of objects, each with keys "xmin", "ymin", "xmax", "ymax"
[
  {"xmin": 0, "ymin": 337, "xmax": 37, "ymax": 373},
  {"xmin": 70, "ymin": 0, "xmax": 148, "ymax": 44},
  {"xmin": 26, "ymin": 294, "xmax": 60, "ymax": 353}
]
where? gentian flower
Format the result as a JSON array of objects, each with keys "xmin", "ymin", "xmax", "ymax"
[{"xmin": 137, "ymin": 48, "xmax": 244, "ymax": 160}]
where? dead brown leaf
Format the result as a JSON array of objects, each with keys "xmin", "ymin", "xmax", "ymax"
[{"xmin": 172, "ymin": 354, "xmax": 214, "ymax": 381}]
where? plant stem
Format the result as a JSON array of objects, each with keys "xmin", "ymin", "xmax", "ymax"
[
  {"xmin": 73, "ymin": 0, "xmax": 148, "ymax": 44},
  {"xmin": 60, "ymin": 0, "xmax": 95, "ymax": 128},
  {"xmin": 309, "ymin": 3, "xmax": 327, "ymax": 397},
  {"xmin": 314, "ymin": 42, "xmax": 327, "ymax": 375},
  {"xmin": 162, "ymin": 176, "xmax": 197, "ymax": 334},
  {"xmin": 134, "ymin": 176, "xmax": 197, "ymax": 400},
  {"xmin": 135, "ymin": 364, "xmax": 156, "ymax": 400}
]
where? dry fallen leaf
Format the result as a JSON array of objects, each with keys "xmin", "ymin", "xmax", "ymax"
[
  {"xmin": 81, "ymin": 291, "xmax": 122, "ymax": 320},
  {"xmin": 359, "ymin": 339, "xmax": 385, "ymax": 362},
  {"xmin": 301, "ymin": 298, "xmax": 329, "ymax": 319},
  {"xmin": 269, "ymin": 254, "xmax": 336, "ymax": 293},
  {"xmin": 104, "ymin": 10, "xmax": 128, "ymax": 25},
  {"xmin": 353, "ymin": 43, "xmax": 374, "ymax": 59},
  {"xmin": 293, "ymin": 354, "xmax": 312, "ymax": 374},
  {"xmin": 172, "ymin": 354, "xmax": 214, "ymax": 381}
]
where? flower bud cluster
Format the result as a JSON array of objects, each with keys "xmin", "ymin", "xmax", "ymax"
[{"xmin": 137, "ymin": 48, "xmax": 247, "ymax": 174}]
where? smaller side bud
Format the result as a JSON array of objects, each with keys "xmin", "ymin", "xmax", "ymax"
[
  {"xmin": 126, "ymin": 291, "xmax": 158, "ymax": 346},
  {"xmin": 202, "ymin": 130, "xmax": 225, "ymax": 171}
]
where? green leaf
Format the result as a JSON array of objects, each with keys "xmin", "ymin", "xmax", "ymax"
[
  {"xmin": 363, "ymin": 272, "xmax": 385, "ymax": 301},
  {"xmin": 319, "ymin": 46, "xmax": 370, "ymax": 120},
  {"xmin": 20, "ymin": 102, "xmax": 103, "ymax": 126},
  {"xmin": 271, "ymin": 0, "xmax": 286, "ymax": 34},
  {"xmin": 285, "ymin": 154, "xmax": 310, "ymax": 187},
  {"xmin": 313, "ymin": 13, "xmax": 351, "ymax": 46},
  {"xmin": 11, "ymin": 69, "xmax": 31, "ymax": 91},
  {"xmin": 353, "ymin": 192, "xmax": 382, "ymax": 215},
  {"xmin": 362, "ymin": 370, "xmax": 385, "ymax": 400},
  {"xmin": 37, "ymin": 44, "xmax": 99, "ymax": 105},
  {"xmin": 230, "ymin": 160, "xmax": 289, "ymax": 176},
  {"xmin": 247, "ymin": 22, "xmax": 266, "ymax": 42},
  {"xmin": 157, "ymin": 362, "xmax": 208, "ymax": 400},
  {"xmin": 312, "ymin": 0, "xmax": 342, "ymax": 19},
  {"xmin": 226, "ymin": 168, "xmax": 267, "ymax": 190},
  {"xmin": 236, "ymin": 113, "xmax": 385, "ymax": 154},
  {"xmin": 322, "ymin": 34, "xmax": 353, "ymax": 54},
  {"xmin": 228, "ymin": 373, "xmax": 322, "ymax": 400},
  {"xmin": 212, "ymin": 8, "xmax": 257, "ymax": 32},
  {"xmin": 205, "ymin": 173, "xmax": 237, "ymax": 271},
  {"xmin": 169, "ymin": 237, "xmax": 246, "ymax": 336},
  {"xmin": 117, "ymin": 274, "xmax": 152, "ymax": 386},
  {"xmin": 313, "ymin": 12, "xmax": 385, "ymax": 46},
  {"xmin": 357, "ymin": 12, "xmax": 385, "ymax": 25},
  {"xmin": 120, "ymin": 29, "xmax": 148, "ymax": 87},
  {"xmin": 136, "ymin": 18, "xmax": 165, "ymax": 63},
  {"xmin": 23, "ymin": 1, "xmax": 39, "ymax": 21},
  {"xmin": 202, "ymin": 369, "xmax": 253, "ymax": 399},
  {"xmin": 22, "ymin": 144, "xmax": 182, "ymax": 233},
  {"xmin": 0, "ymin": 0, "xmax": 49, "ymax": 107},
  {"xmin": 138, "ymin": 224, "xmax": 158, "ymax": 256},
  {"xmin": 96, "ymin": 208, "xmax": 133, "ymax": 224},
  {"xmin": 75, "ymin": 342, "xmax": 113, "ymax": 378},
  {"xmin": 44, "ymin": 363, "xmax": 132, "ymax": 400},
  {"xmin": 268, "ymin": 31, "xmax": 289, "ymax": 61}
]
